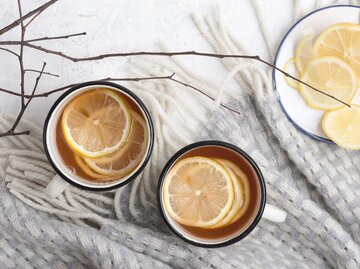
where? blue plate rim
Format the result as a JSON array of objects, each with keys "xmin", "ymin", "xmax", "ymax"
[{"xmin": 272, "ymin": 4, "xmax": 360, "ymax": 143}]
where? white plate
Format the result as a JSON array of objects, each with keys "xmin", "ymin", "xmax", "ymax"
[{"xmin": 273, "ymin": 5, "xmax": 360, "ymax": 143}]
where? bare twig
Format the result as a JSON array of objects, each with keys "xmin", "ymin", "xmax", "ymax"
[
  {"xmin": 0, "ymin": 0, "xmax": 58, "ymax": 35},
  {"xmin": 168, "ymin": 74, "xmax": 241, "ymax": 115},
  {"xmin": 4, "ymin": 63, "xmax": 47, "ymax": 137},
  {"xmin": 28, "ymin": 63, "xmax": 47, "ymax": 100},
  {"xmin": 0, "ymin": 74, "xmax": 192, "ymax": 98},
  {"xmin": 0, "ymin": 73, "xmax": 241, "ymax": 115},
  {"xmin": 24, "ymin": 69, "xmax": 59, "ymax": 77},
  {"xmin": 26, "ymin": 32, "xmax": 87, "ymax": 42},
  {"xmin": 17, "ymin": 0, "xmax": 26, "ymax": 108},
  {"xmin": 12, "ymin": 44, "xmax": 263, "ymax": 62},
  {"xmin": 0, "ymin": 88, "xmax": 24, "ymax": 97},
  {"xmin": 0, "ymin": 32, "xmax": 86, "ymax": 49},
  {"xmin": 24, "ymin": 10, "xmax": 43, "ymax": 28},
  {"xmin": 0, "ymin": 41, "xmax": 350, "ymax": 107},
  {"xmin": 0, "ymin": 32, "xmax": 86, "ymax": 45},
  {"xmin": 0, "ymin": 130, "xmax": 30, "ymax": 138},
  {"xmin": 0, "ymin": 47, "xmax": 19, "ymax": 57},
  {"xmin": 24, "ymin": 3, "xmax": 52, "ymax": 29}
]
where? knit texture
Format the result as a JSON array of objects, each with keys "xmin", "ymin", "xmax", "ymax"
[{"xmin": 1, "ymin": 0, "xmax": 360, "ymax": 268}]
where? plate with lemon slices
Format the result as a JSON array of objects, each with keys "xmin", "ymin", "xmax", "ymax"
[{"xmin": 273, "ymin": 5, "xmax": 360, "ymax": 149}]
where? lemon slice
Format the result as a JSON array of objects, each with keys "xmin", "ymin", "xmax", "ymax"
[
  {"xmin": 283, "ymin": 57, "xmax": 300, "ymax": 89},
  {"xmin": 84, "ymin": 112, "xmax": 148, "ymax": 177},
  {"xmin": 163, "ymin": 157, "xmax": 234, "ymax": 228},
  {"xmin": 314, "ymin": 23, "xmax": 360, "ymax": 78},
  {"xmin": 62, "ymin": 89, "xmax": 131, "ymax": 158},
  {"xmin": 208, "ymin": 159, "xmax": 244, "ymax": 229},
  {"xmin": 74, "ymin": 154, "xmax": 110, "ymax": 180},
  {"xmin": 295, "ymin": 34, "xmax": 316, "ymax": 74},
  {"xmin": 322, "ymin": 104, "xmax": 360, "ymax": 150},
  {"xmin": 299, "ymin": 57, "xmax": 357, "ymax": 110},
  {"xmin": 226, "ymin": 160, "xmax": 250, "ymax": 225}
]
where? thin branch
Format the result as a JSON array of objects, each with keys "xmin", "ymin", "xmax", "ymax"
[
  {"xmin": 0, "ymin": 74, "xmax": 187, "ymax": 94},
  {"xmin": 0, "ymin": 75, "xmax": 179, "ymax": 98},
  {"xmin": 18, "ymin": 45, "xmax": 261, "ymax": 62},
  {"xmin": 0, "ymin": 47, "xmax": 19, "ymax": 57},
  {"xmin": 26, "ymin": 32, "xmax": 87, "ymax": 42},
  {"xmin": 0, "ymin": 130, "xmax": 30, "ymax": 138},
  {"xmin": 0, "ymin": 0, "xmax": 58, "ymax": 35},
  {"xmin": 0, "ymin": 87, "xmax": 23, "ymax": 97},
  {"xmin": 28, "ymin": 62, "xmax": 47, "ymax": 101},
  {"xmin": 99, "ymin": 75, "xmax": 178, "ymax": 83},
  {"xmin": 0, "ymin": 32, "xmax": 86, "ymax": 52},
  {"xmin": 0, "ymin": 41, "xmax": 21, "ymax": 45},
  {"xmin": 0, "ymin": 32, "xmax": 86, "ymax": 45},
  {"xmin": 0, "ymin": 73, "xmax": 241, "ymax": 116},
  {"xmin": 168, "ymin": 74, "xmax": 241, "ymax": 115},
  {"xmin": 17, "ymin": 0, "xmax": 26, "ymax": 108},
  {"xmin": 2, "ymin": 43, "xmax": 349, "ymax": 107},
  {"xmin": 6, "ymin": 63, "xmax": 47, "ymax": 136},
  {"xmin": 25, "ymin": 69, "xmax": 59, "ymax": 77},
  {"xmin": 24, "ymin": 10, "xmax": 42, "ymax": 28}
]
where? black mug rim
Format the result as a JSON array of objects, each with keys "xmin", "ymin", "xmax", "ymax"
[
  {"xmin": 157, "ymin": 140, "xmax": 266, "ymax": 248},
  {"xmin": 43, "ymin": 80, "xmax": 154, "ymax": 191}
]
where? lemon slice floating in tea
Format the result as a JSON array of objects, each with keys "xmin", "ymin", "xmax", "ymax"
[
  {"xmin": 74, "ymin": 154, "xmax": 112, "ymax": 181},
  {"xmin": 84, "ymin": 112, "xmax": 148, "ymax": 177},
  {"xmin": 162, "ymin": 157, "xmax": 234, "ymax": 228},
  {"xmin": 322, "ymin": 104, "xmax": 360, "ymax": 150},
  {"xmin": 62, "ymin": 89, "xmax": 132, "ymax": 158},
  {"xmin": 295, "ymin": 34, "xmax": 316, "ymax": 74},
  {"xmin": 299, "ymin": 57, "xmax": 357, "ymax": 110},
  {"xmin": 314, "ymin": 23, "xmax": 360, "ymax": 78},
  {"xmin": 225, "ymin": 160, "xmax": 250, "ymax": 225},
  {"xmin": 208, "ymin": 159, "xmax": 244, "ymax": 229}
]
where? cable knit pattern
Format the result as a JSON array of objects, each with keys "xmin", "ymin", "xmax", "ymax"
[{"xmin": 0, "ymin": 0, "xmax": 360, "ymax": 268}]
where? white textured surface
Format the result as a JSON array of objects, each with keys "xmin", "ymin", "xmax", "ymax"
[
  {"xmin": 0, "ymin": 0, "xmax": 292, "ymax": 127},
  {"xmin": 1, "ymin": 1, "xmax": 360, "ymax": 268}
]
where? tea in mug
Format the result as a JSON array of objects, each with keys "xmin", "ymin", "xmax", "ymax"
[
  {"xmin": 56, "ymin": 88, "xmax": 149, "ymax": 182},
  {"xmin": 162, "ymin": 145, "xmax": 261, "ymax": 239}
]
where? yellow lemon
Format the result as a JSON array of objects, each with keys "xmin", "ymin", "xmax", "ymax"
[
  {"xmin": 295, "ymin": 34, "xmax": 316, "ymax": 74},
  {"xmin": 226, "ymin": 160, "xmax": 250, "ymax": 225},
  {"xmin": 299, "ymin": 57, "xmax": 357, "ymax": 110},
  {"xmin": 283, "ymin": 57, "xmax": 300, "ymax": 89},
  {"xmin": 208, "ymin": 159, "xmax": 244, "ymax": 229},
  {"xmin": 322, "ymin": 104, "xmax": 360, "ymax": 150},
  {"xmin": 314, "ymin": 23, "xmax": 360, "ymax": 78},
  {"xmin": 61, "ymin": 89, "xmax": 131, "ymax": 158},
  {"xmin": 74, "ymin": 154, "xmax": 112, "ymax": 181},
  {"xmin": 84, "ymin": 112, "xmax": 148, "ymax": 177},
  {"xmin": 162, "ymin": 157, "xmax": 234, "ymax": 228}
]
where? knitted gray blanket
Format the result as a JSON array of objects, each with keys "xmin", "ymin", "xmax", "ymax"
[{"xmin": 1, "ymin": 1, "xmax": 360, "ymax": 268}]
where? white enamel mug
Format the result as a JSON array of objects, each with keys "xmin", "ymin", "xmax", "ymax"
[
  {"xmin": 43, "ymin": 81, "xmax": 154, "ymax": 198},
  {"xmin": 157, "ymin": 141, "xmax": 286, "ymax": 247}
]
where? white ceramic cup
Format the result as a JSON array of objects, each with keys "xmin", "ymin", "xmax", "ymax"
[
  {"xmin": 157, "ymin": 141, "xmax": 286, "ymax": 247},
  {"xmin": 43, "ymin": 81, "xmax": 154, "ymax": 199}
]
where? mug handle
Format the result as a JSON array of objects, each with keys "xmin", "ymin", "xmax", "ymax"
[
  {"xmin": 262, "ymin": 204, "xmax": 287, "ymax": 223},
  {"xmin": 45, "ymin": 175, "xmax": 69, "ymax": 199}
]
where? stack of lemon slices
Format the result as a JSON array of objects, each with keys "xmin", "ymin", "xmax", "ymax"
[
  {"xmin": 61, "ymin": 89, "xmax": 148, "ymax": 181},
  {"xmin": 283, "ymin": 23, "xmax": 360, "ymax": 150},
  {"xmin": 162, "ymin": 157, "xmax": 250, "ymax": 228}
]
